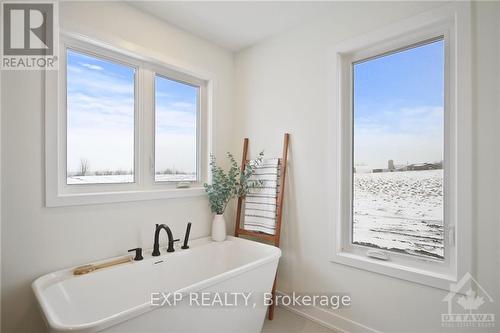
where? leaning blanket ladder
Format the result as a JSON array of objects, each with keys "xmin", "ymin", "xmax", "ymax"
[{"xmin": 234, "ymin": 133, "xmax": 290, "ymax": 320}]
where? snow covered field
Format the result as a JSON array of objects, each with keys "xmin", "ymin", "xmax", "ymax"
[
  {"xmin": 353, "ymin": 169, "xmax": 444, "ymax": 259},
  {"xmin": 67, "ymin": 173, "xmax": 196, "ymax": 184}
]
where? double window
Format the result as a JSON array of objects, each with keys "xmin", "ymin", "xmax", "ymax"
[{"xmin": 46, "ymin": 35, "xmax": 209, "ymax": 206}]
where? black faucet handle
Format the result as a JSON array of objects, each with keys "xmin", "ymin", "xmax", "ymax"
[
  {"xmin": 182, "ymin": 222, "xmax": 192, "ymax": 249},
  {"xmin": 128, "ymin": 248, "xmax": 143, "ymax": 261},
  {"xmin": 167, "ymin": 239, "xmax": 180, "ymax": 253}
]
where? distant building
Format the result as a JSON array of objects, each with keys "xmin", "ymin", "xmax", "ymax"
[
  {"xmin": 406, "ymin": 162, "xmax": 442, "ymax": 171},
  {"xmin": 371, "ymin": 160, "xmax": 443, "ymax": 173},
  {"xmin": 388, "ymin": 159, "xmax": 395, "ymax": 171}
]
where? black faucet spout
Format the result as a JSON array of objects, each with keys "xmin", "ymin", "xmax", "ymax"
[{"xmin": 152, "ymin": 224, "xmax": 175, "ymax": 256}]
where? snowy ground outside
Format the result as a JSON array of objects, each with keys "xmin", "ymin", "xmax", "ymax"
[
  {"xmin": 353, "ymin": 169, "xmax": 444, "ymax": 259},
  {"xmin": 67, "ymin": 173, "xmax": 196, "ymax": 184}
]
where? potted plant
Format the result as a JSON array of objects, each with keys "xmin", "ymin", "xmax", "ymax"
[{"xmin": 204, "ymin": 152, "xmax": 264, "ymax": 241}]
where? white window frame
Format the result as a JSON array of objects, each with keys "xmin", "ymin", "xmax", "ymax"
[
  {"xmin": 152, "ymin": 69, "xmax": 205, "ymax": 184},
  {"xmin": 45, "ymin": 32, "xmax": 212, "ymax": 207},
  {"xmin": 327, "ymin": 2, "xmax": 472, "ymax": 290}
]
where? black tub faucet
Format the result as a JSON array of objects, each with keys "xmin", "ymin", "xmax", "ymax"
[{"xmin": 152, "ymin": 224, "xmax": 176, "ymax": 256}]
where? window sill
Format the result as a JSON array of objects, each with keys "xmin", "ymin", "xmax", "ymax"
[
  {"xmin": 46, "ymin": 186, "xmax": 206, "ymax": 207},
  {"xmin": 330, "ymin": 251, "xmax": 457, "ymax": 291}
]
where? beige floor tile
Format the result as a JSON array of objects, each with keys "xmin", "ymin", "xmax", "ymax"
[{"xmin": 262, "ymin": 307, "xmax": 337, "ymax": 333}]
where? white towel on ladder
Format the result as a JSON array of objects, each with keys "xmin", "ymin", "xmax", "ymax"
[{"xmin": 244, "ymin": 158, "xmax": 279, "ymax": 235}]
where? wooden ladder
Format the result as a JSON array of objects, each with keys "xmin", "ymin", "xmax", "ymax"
[{"xmin": 234, "ymin": 133, "xmax": 290, "ymax": 320}]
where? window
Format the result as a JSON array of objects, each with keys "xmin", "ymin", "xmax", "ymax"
[
  {"xmin": 352, "ymin": 39, "xmax": 445, "ymax": 260},
  {"xmin": 155, "ymin": 75, "xmax": 198, "ymax": 182},
  {"xmin": 45, "ymin": 35, "xmax": 210, "ymax": 206},
  {"xmin": 66, "ymin": 50, "xmax": 136, "ymax": 184},
  {"xmin": 329, "ymin": 3, "xmax": 472, "ymax": 291}
]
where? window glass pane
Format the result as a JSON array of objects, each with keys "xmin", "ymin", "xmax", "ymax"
[
  {"xmin": 66, "ymin": 49, "xmax": 135, "ymax": 184},
  {"xmin": 155, "ymin": 75, "xmax": 198, "ymax": 182},
  {"xmin": 352, "ymin": 39, "xmax": 444, "ymax": 259}
]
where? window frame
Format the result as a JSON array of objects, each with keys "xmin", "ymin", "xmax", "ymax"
[
  {"xmin": 328, "ymin": 3, "xmax": 472, "ymax": 290},
  {"xmin": 152, "ymin": 70, "xmax": 204, "ymax": 185},
  {"xmin": 45, "ymin": 33, "xmax": 212, "ymax": 206},
  {"xmin": 63, "ymin": 44, "xmax": 140, "ymax": 188}
]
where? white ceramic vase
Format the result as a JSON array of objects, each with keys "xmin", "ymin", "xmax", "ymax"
[{"xmin": 211, "ymin": 214, "xmax": 227, "ymax": 242}]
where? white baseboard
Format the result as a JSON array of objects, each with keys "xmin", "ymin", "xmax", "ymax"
[{"xmin": 275, "ymin": 291, "xmax": 382, "ymax": 333}]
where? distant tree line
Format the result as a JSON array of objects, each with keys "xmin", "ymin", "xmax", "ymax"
[
  {"xmin": 69, "ymin": 159, "xmax": 193, "ymax": 177},
  {"xmin": 69, "ymin": 159, "xmax": 132, "ymax": 176},
  {"xmin": 156, "ymin": 168, "xmax": 193, "ymax": 175}
]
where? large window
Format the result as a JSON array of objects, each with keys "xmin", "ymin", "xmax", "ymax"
[
  {"xmin": 352, "ymin": 39, "xmax": 445, "ymax": 260},
  {"xmin": 46, "ymin": 35, "xmax": 209, "ymax": 206},
  {"xmin": 66, "ymin": 50, "xmax": 136, "ymax": 184},
  {"xmin": 330, "ymin": 3, "xmax": 472, "ymax": 291}
]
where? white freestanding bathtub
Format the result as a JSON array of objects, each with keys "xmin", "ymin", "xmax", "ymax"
[{"xmin": 32, "ymin": 236, "xmax": 281, "ymax": 333}]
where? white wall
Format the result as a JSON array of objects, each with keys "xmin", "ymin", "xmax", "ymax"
[
  {"xmin": 473, "ymin": 0, "xmax": 500, "ymax": 321},
  {"xmin": 0, "ymin": 2, "xmax": 235, "ymax": 332},
  {"xmin": 234, "ymin": 1, "xmax": 499, "ymax": 332},
  {"xmin": 2, "ymin": 1, "xmax": 499, "ymax": 333}
]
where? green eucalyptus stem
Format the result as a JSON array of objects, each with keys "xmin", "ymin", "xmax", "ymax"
[{"xmin": 204, "ymin": 151, "xmax": 264, "ymax": 215}]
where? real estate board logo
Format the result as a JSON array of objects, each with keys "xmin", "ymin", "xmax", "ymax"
[
  {"xmin": 442, "ymin": 272, "xmax": 495, "ymax": 328},
  {"xmin": 1, "ymin": 1, "xmax": 58, "ymax": 69}
]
